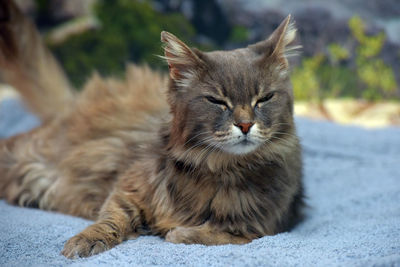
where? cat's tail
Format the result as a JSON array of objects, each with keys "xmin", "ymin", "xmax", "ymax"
[{"xmin": 0, "ymin": 0, "xmax": 74, "ymax": 120}]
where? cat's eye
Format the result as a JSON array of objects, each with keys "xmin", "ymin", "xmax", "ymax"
[
  {"xmin": 205, "ymin": 96, "xmax": 229, "ymax": 110},
  {"xmin": 256, "ymin": 92, "xmax": 275, "ymax": 108}
]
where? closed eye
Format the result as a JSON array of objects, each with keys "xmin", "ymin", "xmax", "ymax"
[
  {"xmin": 205, "ymin": 96, "xmax": 228, "ymax": 107},
  {"xmin": 256, "ymin": 92, "xmax": 275, "ymax": 106}
]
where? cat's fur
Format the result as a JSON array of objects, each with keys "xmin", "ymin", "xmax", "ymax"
[{"xmin": 0, "ymin": 0, "xmax": 303, "ymax": 258}]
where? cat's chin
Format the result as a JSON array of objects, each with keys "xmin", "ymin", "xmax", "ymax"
[{"xmin": 223, "ymin": 141, "xmax": 260, "ymax": 155}]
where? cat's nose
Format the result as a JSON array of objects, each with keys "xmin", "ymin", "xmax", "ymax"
[{"xmin": 235, "ymin": 122, "xmax": 254, "ymax": 134}]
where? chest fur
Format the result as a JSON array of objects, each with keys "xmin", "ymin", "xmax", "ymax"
[{"xmin": 149, "ymin": 160, "xmax": 295, "ymax": 237}]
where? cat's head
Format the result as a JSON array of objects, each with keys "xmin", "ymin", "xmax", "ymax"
[{"xmin": 161, "ymin": 15, "xmax": 299, "ymax": 156}]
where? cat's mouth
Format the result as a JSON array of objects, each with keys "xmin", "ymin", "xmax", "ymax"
[
  {"xmin": 238, "ymin": 139, "xmax": 253, "ymax": 145},
  {"xmin": 222, "ymin": 138, "xmax": 260, "ymax": 155}
]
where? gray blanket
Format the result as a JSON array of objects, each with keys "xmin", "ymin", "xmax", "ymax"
[{"xmin": 1, "ymin": 98, "xmax": 399, "ymax": 266}]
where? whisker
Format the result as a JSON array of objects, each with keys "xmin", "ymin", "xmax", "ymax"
[
  {"xmin": 177, "ymin": 136, "xmax": 216, "ymax": 168},
  {"xmin": 272, "ymin": 131, "xmax": 297, "ymax": 139},
  {"xmin": 269, "ymin": 136, "xmax": 295, "ymax": 147},
  {"xmin": 183, "ymin": 131, "xmax": 212, "ymax": 147},
  {"xmin": 261, "ymin": 139, "xmax": 280, "ymax": 163}
]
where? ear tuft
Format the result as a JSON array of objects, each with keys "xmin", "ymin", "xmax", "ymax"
[
  {"xmin": 161, "ymin": 31, "xmax": 191, "ymax": 65},
  {"xmin": 249, "ymin": 15, "xmax": 300, "ymax": 64},
  {"xmin": 160, "ymin": 31, "xmax": 203, "ymax": 84},
  {"xmin": 275, "ymin": 15, "xmax": 296, "ymax": 51}
]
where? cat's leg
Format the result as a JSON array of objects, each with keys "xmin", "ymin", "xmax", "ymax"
[
  {"xmin": 165, "ymin": 223, "xmax": 251, "ymax": 245},
  {"xmin": 61, "ymin": 190, "xmax": 143, "ymax": 258}
]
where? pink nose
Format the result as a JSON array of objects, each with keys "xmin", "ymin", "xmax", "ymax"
[{"xmin": 235, "ymin": 122, "xmax": 254, "ymax": 134}]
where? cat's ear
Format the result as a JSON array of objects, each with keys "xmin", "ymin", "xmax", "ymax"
[
  {"xmin": 249, "ymin": 15, "xmax": 299, "ymax": 66},
  {"xmin": 160, "ymin": 31, "xmax": 204, "ymax": 85}
]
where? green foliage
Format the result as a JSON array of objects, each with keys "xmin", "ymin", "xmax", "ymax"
[
  {"xmin": 291, "ymin": 55, "xmax": 323, "ymax": 100},
  {"xmin": 349, "ymin": 16, "xmax": 397, "ymax": 100},
  {"xmin": 328, "ymin": 43, "xmax": 349, "ymax": 63},
  {"xmin": 35, "ymin": 0, "xmax": 49, "ymax": 13},
  {"xmin": 292, "ymin": 15, "xmax": 398, "ymax": 101},
  {"xmin": 357, "ymin": 59, "xmax": 397, "ymax": 100},
  {"xmin": 229, "ymin": 26, "xmax": 249, "ymax": 43},
  {"xmin": 349, "ymin": 16, "xmax": 385, "ymax": 58},
  {"xmin": 50, "ymin": 0, "xmax": 195, "ymax": 88}
]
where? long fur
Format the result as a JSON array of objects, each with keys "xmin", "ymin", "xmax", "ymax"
[
  {"xmin": 0, "ymin": 0, "xmax": 73, "ymax": 120},
  {"xmin": 0, "ymin": 1, "xmax": 303, "ymax": 259}
]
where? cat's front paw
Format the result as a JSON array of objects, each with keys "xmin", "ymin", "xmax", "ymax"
[
  {"xmin": 165, "ymin": 227, "xmax": 196, "ymax": 244},
  {"xmin": 61, "ymin": 234, "xmax": 109, "ymax": 259}
]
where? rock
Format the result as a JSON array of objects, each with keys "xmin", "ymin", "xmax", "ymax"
[
  {"xmin": 46, "ymin": 15, "xmax": 100, "ymax": 45},
  {"xmin": 14, "ymin": 0, "xmax": 36, "ymax": 15},
  {"xmin": 49, "ymin": 0, "xmax": 97, "ymax": 22},
  {"xmin": 153, "ymin": 0, "xmax": 232, "ymax": 45},
  {"xmin": 16, "ymin": 0, "xmax": 97, "ymax": 25}
]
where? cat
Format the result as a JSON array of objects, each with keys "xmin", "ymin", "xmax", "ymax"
[{"xmin": 0, "ymin": 0, "xmax": 303, "ymax": 259}]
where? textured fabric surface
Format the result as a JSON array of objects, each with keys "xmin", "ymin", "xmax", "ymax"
[
  {"xmin": 1, "ymin": 98, "xmax": 399, "ymax": 266},
  {"xmin": 0, "ymin": 98, "xmax": 40, "ymax": 138}
]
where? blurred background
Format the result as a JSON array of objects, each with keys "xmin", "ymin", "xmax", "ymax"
[{"xmin": 4, "ymin": 0, "xmax": 400, "ymax": 128}]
